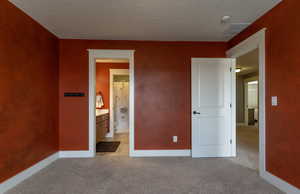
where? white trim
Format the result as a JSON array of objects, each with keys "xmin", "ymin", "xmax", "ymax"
[
  {"xmin": 131, "ymin": 150, "xmax": 191, "ymax": 157},
  {"xmin": 230, "ymin": 59, "xmax": 237, "ymax": 157},
  {"xmin": 227, "ymin": 28, "xmax": 266, "ymax": 174},
  {"xmin": 88, "ymin": 49, "xmax": 135, "ymax": 157},
  {"xmin": 261, "ymin": 171, "xmax": 300, "ymax": 194},
  {"xmin": 107, "ymin": 69, "xmax": 130, "ymax": 138},
  {"xmin": 227, "ymin": 28, "xmax": 300, "ymax": 194},
  {"xmin": 59, "ymin": 151, "xmax": 94, "ymax": 158},
  {"xmin": 0, "ymin": 152, "xmax": 59, "ymax": 193},
  {"xmin": 96, "ymin": 58, "xmax": 129, "ymax": 63}
]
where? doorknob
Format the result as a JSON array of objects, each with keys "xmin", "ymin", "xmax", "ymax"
[{"xmin": 193, "ymin": 111, "xmax": 201, "ymax": 115}]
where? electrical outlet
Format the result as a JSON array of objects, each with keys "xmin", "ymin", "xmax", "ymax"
[{"xmin": 173, "ymin": 136, "xmax": 178, "ymax": 143}]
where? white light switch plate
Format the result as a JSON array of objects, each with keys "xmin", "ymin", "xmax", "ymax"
[
  {"xmin": 272, "ymin": 96, "xmax": 278, "ymax": 106},
  {"xmin": 173, "ymin": 136, "xmax": 178, "ymax": 143}
]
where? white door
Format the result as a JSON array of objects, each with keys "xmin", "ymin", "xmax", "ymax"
[{"xmin": 192, "ymin": 58, "xmax": 234, "ymax": 158}]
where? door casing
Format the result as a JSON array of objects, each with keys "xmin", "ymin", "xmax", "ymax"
[{"xmin": 226, "ymin": 28, "xmax": 266, "ymax": 175}]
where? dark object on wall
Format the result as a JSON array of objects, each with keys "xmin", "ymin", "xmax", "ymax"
[
  {"xmin": 248, "ymin": 108, "xmax": 255, "ymax": 125},
  {"xmin": 64, "ymin": 92, "xmax": 85, "ymax": 97},
  {"xmin": 96, "ymin": 141, "xmax": 120, "ymax": 152}
]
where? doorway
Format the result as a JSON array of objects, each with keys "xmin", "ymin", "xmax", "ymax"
[
  {"xmin": 88, "ymin": 50, "xmax": 135, "ymax": 157},
  {"xmin": 95, "ymin": 60, "xmax": 130, "ymax": 155},
  {"xmin": 234, "ymin": 49, "xmax": 260, "ymax": 170},
  {"xmin": 245, "ymin": 78, "xmax": 259, "ymax": 126},
  {"xmin": 226, "ymin": 29, "xmax": 266, "ymax": 174}
]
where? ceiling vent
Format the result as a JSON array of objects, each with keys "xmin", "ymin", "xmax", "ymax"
[{"xmin": 224, "ymin": 23, "xmax": 250, "ymax": 40}]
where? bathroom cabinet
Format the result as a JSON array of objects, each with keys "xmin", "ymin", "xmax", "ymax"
[{"xmin": 96, "ymin": 113, "xmax": 109, "ymax": 143}]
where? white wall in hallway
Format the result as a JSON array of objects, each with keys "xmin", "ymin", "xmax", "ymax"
[
  {"xmin": 247, "ymin": 81, "xmax": 258, "ymax": 121},
  {"xmin": 113, "ymin": 81, "xmax": 129, "ymax": 133}
]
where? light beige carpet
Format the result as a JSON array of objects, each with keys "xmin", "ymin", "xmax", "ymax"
[
  {"xmin": 6, "ymin": 156, "xmax": 282, "ymax": 194},
  {"xmin": 229, "ymin": 125, "xmax": 259, "ymax": 170}
]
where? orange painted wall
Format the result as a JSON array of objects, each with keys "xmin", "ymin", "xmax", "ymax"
[
  {"xmin": 59, "ymin": 40, "xmax": 227, "ymax": 150},
  {"xmin": 0, "ymin": 1, "xmax": 59, "ymax": 182},
  {"xmin": 228, "ymin": 0, "xmax": 300, "ymax": 188},
  {"xmin": 96, "ymin": 63, "xmax": 129, "ymax": 109}
]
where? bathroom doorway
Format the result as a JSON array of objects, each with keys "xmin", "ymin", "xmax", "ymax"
[
  {"xmin": 88, "ymin": 49, "xmax": 135, "ymax": 157},
  {"xmin": 95, "ymin": 59, "xmax": 130, "ymax": 156},
  {"xmin": 110, "ymin": 70, "xmax": 130, "ymax": 136}
]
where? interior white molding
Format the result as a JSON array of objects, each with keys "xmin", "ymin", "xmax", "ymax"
[
  {"xmin": 227, "ymin": 28, "xmax": 266, "ymax": 174},
  {"xmin": 59, "ymin": 151, "xmax": 94, "ymax": 158},
  {"xmin": 261, "ymin": 172, "xmax": 300, "ymax": 194},
  {"xmin": 96, "ymin": 58, "xmax": 129, "ymax": 63},
  {"xmin": 0, "ymin": 152, "xmax": 59, "ymax": 193},
  {"xmin": 131, "ymin": 150, "xmax": 191, "ymax": 157},
  {"xmin": 88, "ymin": 49, "xmax": 135, "ymax": 157},
  {"xmin": 226, "ymin": 28, "xmax": 299, "ymax": 193}
]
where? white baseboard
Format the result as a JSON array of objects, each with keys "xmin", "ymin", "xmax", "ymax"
[
  {"xmin": 261, "ymin": 171, "xmax": 300, "ymax": 194},
  {"xmin": 0, "ymin": 152, "xmax": 59, "ymax": 194},
  {"xmin": 130, "ymin": 149, "xmax": 191, "ymax": 157},
  {"xmin": 59, "ymin": 151, "xmax": 94, "ymax": 158}
]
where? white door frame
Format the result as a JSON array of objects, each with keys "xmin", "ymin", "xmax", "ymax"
[
  {"xmin": 226, "ymin": 28, "xmax": 300, "ymax": 194},
  {"xmin": 88, "ymin": 49, "xmax": 135, "ymax": 157},
  {"xmin": 244, "ymin": 76, "xmax": 259, "ymax": 126},
  {"xmin": 107, "ymin": 69, "xmax": 130, "ymax": 138},
  {"xmin": 226, "ymin": 28, "xmax": 266, "ymax": 174},
  {"xmin": 191, "ymin": 58, "xmax": 236, "ymax": 157}
]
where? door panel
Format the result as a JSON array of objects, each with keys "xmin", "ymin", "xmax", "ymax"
[{"xmin": 192, "ymin": 58, "xmax": 234, "ymax": 158}]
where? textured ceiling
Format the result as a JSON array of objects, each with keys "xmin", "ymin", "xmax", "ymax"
[{"xmin": 9, "ymin": 0, "xmax": 281, "ymax": 41}]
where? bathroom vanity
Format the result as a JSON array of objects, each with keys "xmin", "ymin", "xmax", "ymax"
[{"xmin": 96, "ymin": 109, "xmax": 109, "ymax": 143}]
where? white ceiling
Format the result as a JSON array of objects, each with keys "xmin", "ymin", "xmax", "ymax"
[{"xmin": 9, "ymin": 0, "xmax": 281, "ymax": 41}]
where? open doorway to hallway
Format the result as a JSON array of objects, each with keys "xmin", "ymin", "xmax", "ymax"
[
  {"xmin": 95, "ymin": 58, "xmax": 130, "ymax": 156},
  {"xmin": 233, "ymin": 48, "xmax": 259, "ymax": 170}
]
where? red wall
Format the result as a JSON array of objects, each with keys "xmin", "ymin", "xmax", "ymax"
[
  {"xmin": 228, "ymin": 0, "xmax": 300, "ymax": 188},
  {"xmin": 3, "ymin": 0, "xmax": 300, "ymax": 189},
  {"xmin": 96, "ymin": 63, "xmax": 129, "ymax": 109},
  {"xmin": 59, "ymin": 40, "xmax": 227, "ymax": 150},
  {"xmin": 0, "ymin": 1, "xmax": 59, "ymax": 182}
]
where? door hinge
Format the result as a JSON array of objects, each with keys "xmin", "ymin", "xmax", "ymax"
[
  {"xmin": 230, "ymin": 139, "xmax": 232, "ymax": 144},
  {"xmin": 230, "ymin": 103, "xmax": 232, "ymax": 108}
]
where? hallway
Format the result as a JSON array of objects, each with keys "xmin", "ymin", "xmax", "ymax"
[{"xmin": 229, "ymin": 125, "xmax": 259, "ymax": 170}]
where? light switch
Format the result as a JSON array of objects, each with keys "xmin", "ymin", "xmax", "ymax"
[
  {"xmin": 272, "ymin": 96, "xmax": 278, "ymax": 106},
  {"xmin": 173, "ymin": 136, "xmax": 178, "ymax": 143}
]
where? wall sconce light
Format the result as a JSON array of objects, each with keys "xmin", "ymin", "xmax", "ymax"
[{"xmin": 235, "ymin": 68, "xmax": 241, "ymax": 73}]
